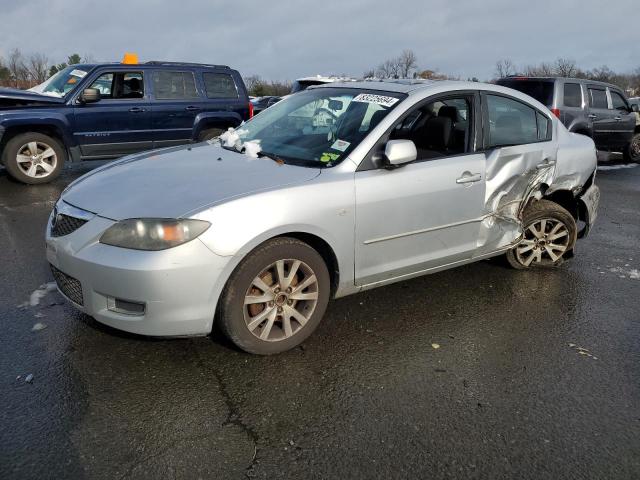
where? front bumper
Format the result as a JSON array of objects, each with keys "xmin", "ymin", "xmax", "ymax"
[{"xmin": 45, "ymin": 208, "xmax": 232, "ymax": 336}]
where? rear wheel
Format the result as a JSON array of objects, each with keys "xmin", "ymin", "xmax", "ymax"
[
  {"xmin": 3, "ymin": 132, "xmax": 65, "ymax": 184},
  {"xmin": 623, "ymin": 132, "xmax": 640, "ymax": 163},
  {"xmin": 198, "ymin": 127, "xmax": 224, "ymax": 142},
  {"xmin": 217, "ymin": 238, "xmax": 330, "ymax": 355},
  {"xmin": 506, "ymin": 200, "xmax": 577, "ymax": 269}
]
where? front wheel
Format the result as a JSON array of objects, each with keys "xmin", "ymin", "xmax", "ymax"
[
  {"xmin": 3, "ymin": 132, "xmax": 65, "ymax": 184},
  {"xmin": 623, "ymin": 132, "xmax": 640, "ymax": 163},
  {"xmin": 506, "ymin": 200, "xmax": 577, "ymax": 269},
  {"xmin": 217, "ymin": 238, "xmax": 330, "ymax": 355}
]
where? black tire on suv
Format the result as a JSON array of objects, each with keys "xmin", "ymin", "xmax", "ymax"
[
  {"xmin": 3, "ymin": 132, "xmax": 65, "ymax": 184},
  {"xmin": 624, "ymin": 132, "xmax": 640, "ymax": 163}
]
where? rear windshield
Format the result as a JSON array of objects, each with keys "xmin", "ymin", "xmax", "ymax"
[{"xmin": 497, "ymin": 79, "xmax": 555, "ymax": 107}]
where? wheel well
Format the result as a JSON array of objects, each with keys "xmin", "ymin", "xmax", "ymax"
[
  {"xmin": 1, "ymin": 125, "xmax": 66, "ymax": 158},
  {"xmin": 543, "ymin": 190, "xmax": 579, "ymax": 220},
  {"xmin": 276, "ymin": 232, "xmax": 340, "ymax": 296}
]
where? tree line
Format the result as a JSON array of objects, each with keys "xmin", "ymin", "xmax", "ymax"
[
  {"xmin": 0, "ymin": 48, "xmax": 94, "ymax": 89},
  {"xmin": 495, "ymin": 58, "xmax": 640, "ymax": 95},
  {"xmin": 2, "ymin": 46, "xmax": 639, "ymax": 97}
]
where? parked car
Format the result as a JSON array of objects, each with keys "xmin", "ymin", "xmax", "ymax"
[
  {"xmin": 496, "ymin": 77, "xmax": 639, "ymax": 162},
  {"xmin": 290, "ymin": 75, "xmax": 356, "ymax": 94},
  {"xmin": 250, "ymin": 96, "xmax": 281, "ymax": 115},
  {"xmin": 0, "ymin": 61, "xmax": 252, "ymax": 184},
  {"xmin": 46, "ymin": 80, "xmax": 599, "ymax": 354}
]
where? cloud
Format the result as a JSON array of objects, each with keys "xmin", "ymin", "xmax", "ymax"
[{"xmin": 0, "ymin": 0, "xmax": 638, "ymax": 81}]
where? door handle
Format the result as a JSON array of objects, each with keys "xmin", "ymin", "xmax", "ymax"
[
  {"xmin": 536, "ymin": 159, "xmax": 557, "ymax": 169},
  {"xmin": 456, "ymin": 172, "xmax": 482, "ymax": 184},
  {"xmin": 614, "ymin": 116, "xmax": 622, "ymax": 121},
  {"xmin": 129, "ymin": 107, "xmax": 145, "ymax": 113},
  {"xmin": 185, "ymin": 106, "xmax": 201, "ymax": 111},
  {"xmin": 588, "ymin": 114, "xmax": 597, "ymax": 119}
]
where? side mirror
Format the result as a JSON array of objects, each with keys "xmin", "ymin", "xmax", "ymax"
[
  {"xmin": 384, "ymin": 139, "xmax": 417, "ymax": 167},
  {"xmin": 328, "ymin": 99, "xmax": 343, "ymax": 111},
  {"xmin": 80, "ymin": 88, "xmax": 100, "ymax": 103}
]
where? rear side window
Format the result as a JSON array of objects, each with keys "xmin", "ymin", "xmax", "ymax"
[
  {"xmin": 563, "ymin": 83, "xmax": 582, "ymax": 108},
  {"xmin": 486, "ymin": 95, "xmax": 543, "ymax": 147},
  {"xmin": 153, "ymin": 71, "xmax": 198, "ymax": 99},
  {"xmin": 588, "ymin": 88, "xmax": 608, "ymax": 109},
  {"xmin": 610, "ymin": 91, "xmax": 628, "ymax": 111},
  {"xmin": 497, "ymin": 80, "xmax": 554, "ymax": 106},
  {"xmin": 203, "ymin": 73, "xmax": 238, "ymax": 99}
]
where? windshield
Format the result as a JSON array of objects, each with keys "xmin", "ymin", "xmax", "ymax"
[
  {"xmin": 28, "ymin": 66, "xmax": 90, "ymax": 97},
  {"xmin": 235, "ymin": 87, "xmax": 406, "ymax": 167}
]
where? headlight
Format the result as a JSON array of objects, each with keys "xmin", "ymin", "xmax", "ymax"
[{"xmin": 99, "ymin": 219, "xmax": 210, "ymax": 251}]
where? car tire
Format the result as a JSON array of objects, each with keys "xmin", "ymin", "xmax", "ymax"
[
  {"xmin": 198, "ymin": 128, "xmax": 224, "ymax": 142},
  {"xmin": 217, "ymin": 237, "xmax": 331, "ymax": 355},
  {"xmin": 623, "ymin": 132, "xmax": 640, "ymax": 163},
  {"xmin": 506, "ymin": 199, "xmax": 577, "ymax": 269},
  {"xmin": 3, "ymin": 132, "xmax": 65, "ymax": 184}
]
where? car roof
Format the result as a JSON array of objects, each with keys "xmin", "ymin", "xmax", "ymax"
[
  {"xmin": 76, "ymin": 62, "xmax": 233, "ymax": 71},
  {"xmin": 498, "ymin": 76, "xmax": 620, "ymax": 89},
  {"xmin": 315, "ymin": 79, "xmax": 506, "ymax": 95}
]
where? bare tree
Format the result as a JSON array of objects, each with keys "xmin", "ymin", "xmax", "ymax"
[
  {"xmin": 28, "ymin": 52, "xmax": 49, "ymax": 83},
  {"xmin": 522, "ymin": 62, "xmax": 554, "ymax": 77},
  {"xmin": 397, "ymin": 49, "xmax": 418, "ymax": 78},
  {"xmin": 362, "ymin": 68, "xmax": 376, "ymax": 79},
  {"xmin": 377, "ymin": 58, "xmax": 402, "ymax": 79},
  {"xmin": 555, "ymin": 58, "xmax": 577, "ymax": 77},
  {"xmin": 495, "ymin": 59, "xmax": 516, "ymax": 78},
  {"xmin": 7, "ymin": 48, "xmax": 27, "ymax": 88}
]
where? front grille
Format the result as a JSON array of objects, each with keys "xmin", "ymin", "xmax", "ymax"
[
  {"xmin": 50, "ymin": 264, "xmax": 84, "ymax": 306},
  {"xmin": 51, "ymin": 214, "xmax": 87, "ymax": 237}
]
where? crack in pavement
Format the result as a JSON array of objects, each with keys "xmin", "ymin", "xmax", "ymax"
[{"xmin": 193, "ymin": 344, "xmax": 260, "ymax": 478}]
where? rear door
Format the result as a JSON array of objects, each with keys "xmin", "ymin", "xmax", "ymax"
[
  {"xmin": 201, "ymin": 71, "xmax": 249, "ymax": 121},
  {"xmin": 587, "ymin": 85, "xmax": 615, "ymax": 149},
  {"xmin": 72, "ymin": 69, "xmax": 153, "ymax": 158},
  {"xmin": 560, "ymin": 81, "xmax": 587, "ymax": 130},
  {"xmin": 608, "ymin": 88, "xmax": 636, "ymax": 150},
  {"xmin": 150, "ymin": 70, "xmax": 202, "ymax": 148}
]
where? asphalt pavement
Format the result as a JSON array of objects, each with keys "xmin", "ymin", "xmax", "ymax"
[{"xmin": 1, "ymin": 160, "xmax": 639, "ymax": 479}]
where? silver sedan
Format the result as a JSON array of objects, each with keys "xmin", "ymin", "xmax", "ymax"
[{"xmin": 46, "ymin": 80, "xmax": 600, "ymax": 354}]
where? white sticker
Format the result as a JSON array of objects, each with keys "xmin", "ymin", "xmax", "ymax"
[
  {"xmin": 352, "ymin": 93, "xmax": 399, "ymax": 107},
  {"xmin": 69, "ymin": 69, "xmax": 87, "ymax": 78},
  {"xmin": 331, "ymin": 139, "xmax": 350, "ymax": 152}
]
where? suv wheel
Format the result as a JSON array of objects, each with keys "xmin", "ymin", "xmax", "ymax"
[
  {"xmin": 198, "ymin": 128, "xmax": 224, "ymax": 142},
  {"xmin": 3, "ymin": 132, "xmax": 65, "ymax": 184},
  {"xmin": 506, "ymin": 200, "xmax": 577, "ymax": 269},
  {"xmin": 624, "ymin": 133, "xmax": 640, "ymax": 163},
  {"xmin": 217, "ymin": 237, "xmax": 330, "ymax": 355}
]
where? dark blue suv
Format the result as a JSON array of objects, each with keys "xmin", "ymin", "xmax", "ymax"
[{"xmin": 0, "ymin": 61, "xmax": 252, "ymax": 184}]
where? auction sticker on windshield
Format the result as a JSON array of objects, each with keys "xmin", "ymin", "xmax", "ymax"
[
  {"xmin": 352, "ymin": 93, "xmax": 399, "ymax": 107},
  {"xmin": 70, "ymin": 69, "xmax": 87, "ymax": 78},
  {"xmin": 330, "ymin": 139, "xmax": 350, "ymax": 152}
]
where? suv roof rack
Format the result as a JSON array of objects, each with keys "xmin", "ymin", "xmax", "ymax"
[{"xmin": 144, "ymin": 61, "xmax": 230, "ymax": 68}]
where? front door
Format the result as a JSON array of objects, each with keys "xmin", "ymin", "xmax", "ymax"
[
  {"xmin": 587, "ymin": 85, "xmax": 615, "ymax": 150},
  {"xmin": 355, "ymin": 94, "xmax": 486, "ymax": 287},
  {"xmin": 608, "ymin": 88, "xmax": 636, "ymax": 150},
  {"xmin": 73, "ymin": 70, "xmax": 153, "ymax": 158}
]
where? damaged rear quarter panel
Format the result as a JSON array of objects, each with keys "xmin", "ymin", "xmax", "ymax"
[{"xmin": 476, "ymin": 121, "xmax": 596, "ymax": 256}]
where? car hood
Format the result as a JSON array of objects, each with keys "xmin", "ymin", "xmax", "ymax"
[
  {"xmin": 0, "ymin": 87, "xmax": 65, "ymax": 108},
  {"xmin": 61, "ymin": 143, "xmax": 322, "ymax": 220}
]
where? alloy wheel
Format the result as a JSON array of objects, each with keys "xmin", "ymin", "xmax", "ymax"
[
  {"xmin": 16, "ymin": 141, "xmax": 58, "ymax": 178},
  {"xmin": 243, "ymin": 259, "xmax": 319, "ymax": 342},
  {"xmin": 516, "ymin": 218, "xmax": 570, "ymax": 267}
]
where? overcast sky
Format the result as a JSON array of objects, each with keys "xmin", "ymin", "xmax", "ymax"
[{"xmin": 1, "ymin": 0, "xmax": 638, "ymax": 81}]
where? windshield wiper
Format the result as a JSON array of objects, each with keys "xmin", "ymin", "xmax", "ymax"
[{"xmin": 258, "ymin": 151, "xmax": 286, "ymax": 165}]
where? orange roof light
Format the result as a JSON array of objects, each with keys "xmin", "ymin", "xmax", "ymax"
[{"xmin": 122, "ymin": 52, "xmax": 139, "ymax": 64}]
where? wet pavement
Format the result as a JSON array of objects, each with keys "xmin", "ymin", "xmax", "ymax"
[{"xmin": 1, "ymin": 160, "xmax": 639, "ymax": 479}]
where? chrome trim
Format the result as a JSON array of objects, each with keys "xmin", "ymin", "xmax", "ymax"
[
  {"xmin": 363, "ymin": 216, "xmax": 485, "ymax": 245},
  {"xmin": 56, "ymin": 200, "xmax": 96, "ymax": 221}
]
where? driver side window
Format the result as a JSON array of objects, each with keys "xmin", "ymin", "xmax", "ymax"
[
  {"xmin": 89, "ymin": 72, "xmax": 144, "ymax": 100},
  {"xmin": 390, "ymin": 96, "xmax": 472, "ymax": 160}
]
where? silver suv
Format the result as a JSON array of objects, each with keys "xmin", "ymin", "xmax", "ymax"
[{"xmin": 497, "ymin": 77, "xmax": 640, "ymax": 162}]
